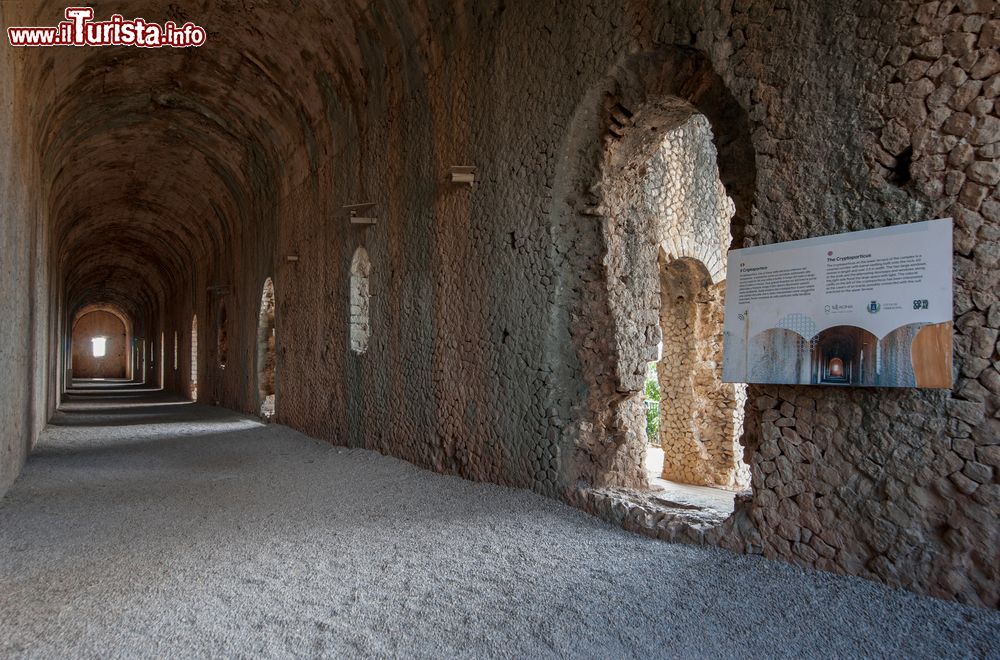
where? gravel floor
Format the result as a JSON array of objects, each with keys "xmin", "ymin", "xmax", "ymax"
[{"xmin": 1, "ymin": 388, "xmax": 999, "ymax": 659}]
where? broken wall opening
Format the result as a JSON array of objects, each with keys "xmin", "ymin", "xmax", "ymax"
[
  {"xmin": 565, "ymin": 47, "xmax": 758, "ymax": 531},
  {"xmin": 656, "ymin": 255, "xmax": 748, "ymax": 490},
  {"xmin": 191, "ymin": 315, "xmax": 199, "ymax": 400},
  {"xmin": 217, "ymin": 303, "xmax": 229, "ymax": 369},
  {"xmin": 350, "ymin": 248, "xmax": 371, "ymax": 354},
  {"xmin": 604, "ymin": 112, "xmax": 749, "ymax": 494},
  {"xmin": 257, "ymin": 278, "xmax": 276, "ymax": 419}
]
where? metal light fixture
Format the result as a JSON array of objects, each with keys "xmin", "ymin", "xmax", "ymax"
[
  {"xmin": 449, "ymin": 166, "xmax": 477, "ymax": 187},
  {"xmin": 345, "ymin": 203, "xmax": 377, "ymax": 226}
]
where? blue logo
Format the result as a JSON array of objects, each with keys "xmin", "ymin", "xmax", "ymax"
[{"xmin": 867, "ymin": 300, "xmax": 881, "ymax": 314}]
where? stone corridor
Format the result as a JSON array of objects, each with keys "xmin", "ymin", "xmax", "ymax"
[
  {"xmin": 1, "ymin": 385, "xmax": 998, "ymax": 657},
  {"xmin": 2, "ymin": 0, "xmax": 1000, "ymax": 653}
]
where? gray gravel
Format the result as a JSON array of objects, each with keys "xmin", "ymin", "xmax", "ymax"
[{"xmin": 2, "ymin": 389, "xmax": 999, "ymax": 659}]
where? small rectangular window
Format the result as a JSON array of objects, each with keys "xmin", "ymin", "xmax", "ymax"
[{"xmin": 91, "ymin": 337, "xmax": 107, "ymax": 358}]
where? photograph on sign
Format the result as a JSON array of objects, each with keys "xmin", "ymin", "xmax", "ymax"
[{"xmin": 722, "ymin": 218, "xmax": 953, "ymax": 389}]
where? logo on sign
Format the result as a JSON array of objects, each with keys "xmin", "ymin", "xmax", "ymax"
[{"xmin": 867, "ymin": 300, "xmax": 881, "ymax": 314}]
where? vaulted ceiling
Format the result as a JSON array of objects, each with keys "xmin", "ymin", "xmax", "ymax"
[{"xmin": 11, "ymin": 0, "xmax": 437, "ymax": 322}]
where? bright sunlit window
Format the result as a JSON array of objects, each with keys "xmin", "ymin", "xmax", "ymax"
[{"xmin": 91, "ymin": 337, "xmax": 107, "ymax": 358}]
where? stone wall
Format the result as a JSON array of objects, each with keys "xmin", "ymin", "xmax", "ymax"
[
  {"xmin": 310, "ymin": 0, "xmax": 995, "ymax": 606},
  {"xmin": 2, "ymin": 0, "xmax": 997, "ymax": 608},
  {"xmin": 0, "ymin": 3, "xmax": 51, "ymax": 498}
]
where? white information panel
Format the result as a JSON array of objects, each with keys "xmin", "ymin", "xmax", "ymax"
[{"xmin": 722, "ymin": 218, "xmax": 953, "ymax": 388}]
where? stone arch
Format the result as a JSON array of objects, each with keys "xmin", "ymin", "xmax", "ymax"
[
  {"xmin": 350, "ymin": 248, "xmax": 371, "ymax": 354},
  {"xmin": 660, "ymin": 225, "xmax": 727, "ymax": 285},
  {"xmin": 257, "ymin": 277, "xmax": 277, "ymax": 419},
  {"xmin": 71, "ymin": 303, "xmax": 134, "ymax": 382},
  {"xmin": 159, "ymin": 331, "xmax": 165, "ymax": 389},
  {"xmin": 549, "ymin": 44, "xmax": 757, "ymax": 492},
  {"xmin": 217, "ymin": 302, "xmax": 229, "ymax": 369},
  {"xmin": 70, "ymin": 307, "xmax": 131, "ymax": 380},
  {"xmin": 191, "ymin": 315, "xmax": 199, "ymax": 400},
  {"xmin": 72, "ymin": 303, "xmax": 133, "ymax": 338}
]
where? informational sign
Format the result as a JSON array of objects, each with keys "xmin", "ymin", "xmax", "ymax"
[{"xmin": 722, "ymin": 218, "xmax": 953, "ymax": 388}]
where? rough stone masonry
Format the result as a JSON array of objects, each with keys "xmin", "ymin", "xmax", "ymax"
[{"xmin": 0, "ymin": 0, "xmax": 997, "ymax": 608}]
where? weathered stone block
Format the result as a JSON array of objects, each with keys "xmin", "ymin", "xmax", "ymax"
[
  {"xmin": 970, "ymin": 50, "xmax": 1000, "ymax": 80},
  {"xmin": 970, "ymin": 327, "xmax": 999, "ymax": 358},
  {"xmin": 942, "ymin": 112, "xmax": 974, "ymax": 136},
  {"xmin": 948, "ymin": 79, "xmax": 982, "ymax": 110},
  {"xmin": 969, "ymin": 115, "xmax": 1000, "ymax": 144},
  {"xmin": 950, "ymin": 471, "xmax": 979, "ymax": 494},
  {"xmin": 944, "ymin": 31, "xmax": 977, "ymax": 57},
  {"xmin": 947, "ymin": 398, "xmax": 985, "ymax": 426},
  {"xmin": 967, "ymin": 161, "xmax": 1000, "ymax": 186},
  {"xmin": 958, "ymin": 182, "xmax": 989, "ymax": 209}
]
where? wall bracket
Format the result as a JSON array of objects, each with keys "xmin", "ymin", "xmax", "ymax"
[{"xmin": 345, "ymin": 203, "xmax": 377, "ymax": 226}]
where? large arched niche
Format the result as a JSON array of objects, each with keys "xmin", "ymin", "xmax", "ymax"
[
  {"xmin": 69, "ymin": 303, "xmax": 134, "ymax": 382},
  {"xmin": 71, "ymin": 304, "xmax": 133, "ymax": 348},
  {"xmin": 547, "ymin": 45, "xmax": 757, "ymax": 494}
]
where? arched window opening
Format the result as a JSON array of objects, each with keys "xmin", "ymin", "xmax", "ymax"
[
  {"xmin": 159, "ymin": 331, "xmax": 165, "ymax": 387},
  {"xmin": 630, "ymin": 116, "xmax": 749, "ymax": 493},
  {"xmin": 217, "ymin": 304, "xmax": 229, "ymax": 369},
  {"xmin": 191, "ymin": 315, "xmax": 199, "ymax": 400},
  {"xmin": 591, "ymin": 88, "xmax": 754, "ymax": 509},
  {"xmin": 257, "ymin": 278, "xmax": 277, "ymax": 420},
  {"xmin": 350, "ymin": 247, "xmax": 371, "ymax": 354},
  {"xmin": 559, "ymin": 47, "xmax": 757, "ymax": 516},
  {"xmin": 70, "ymin": 309, "xmax": 129, "ymax": 380}
]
